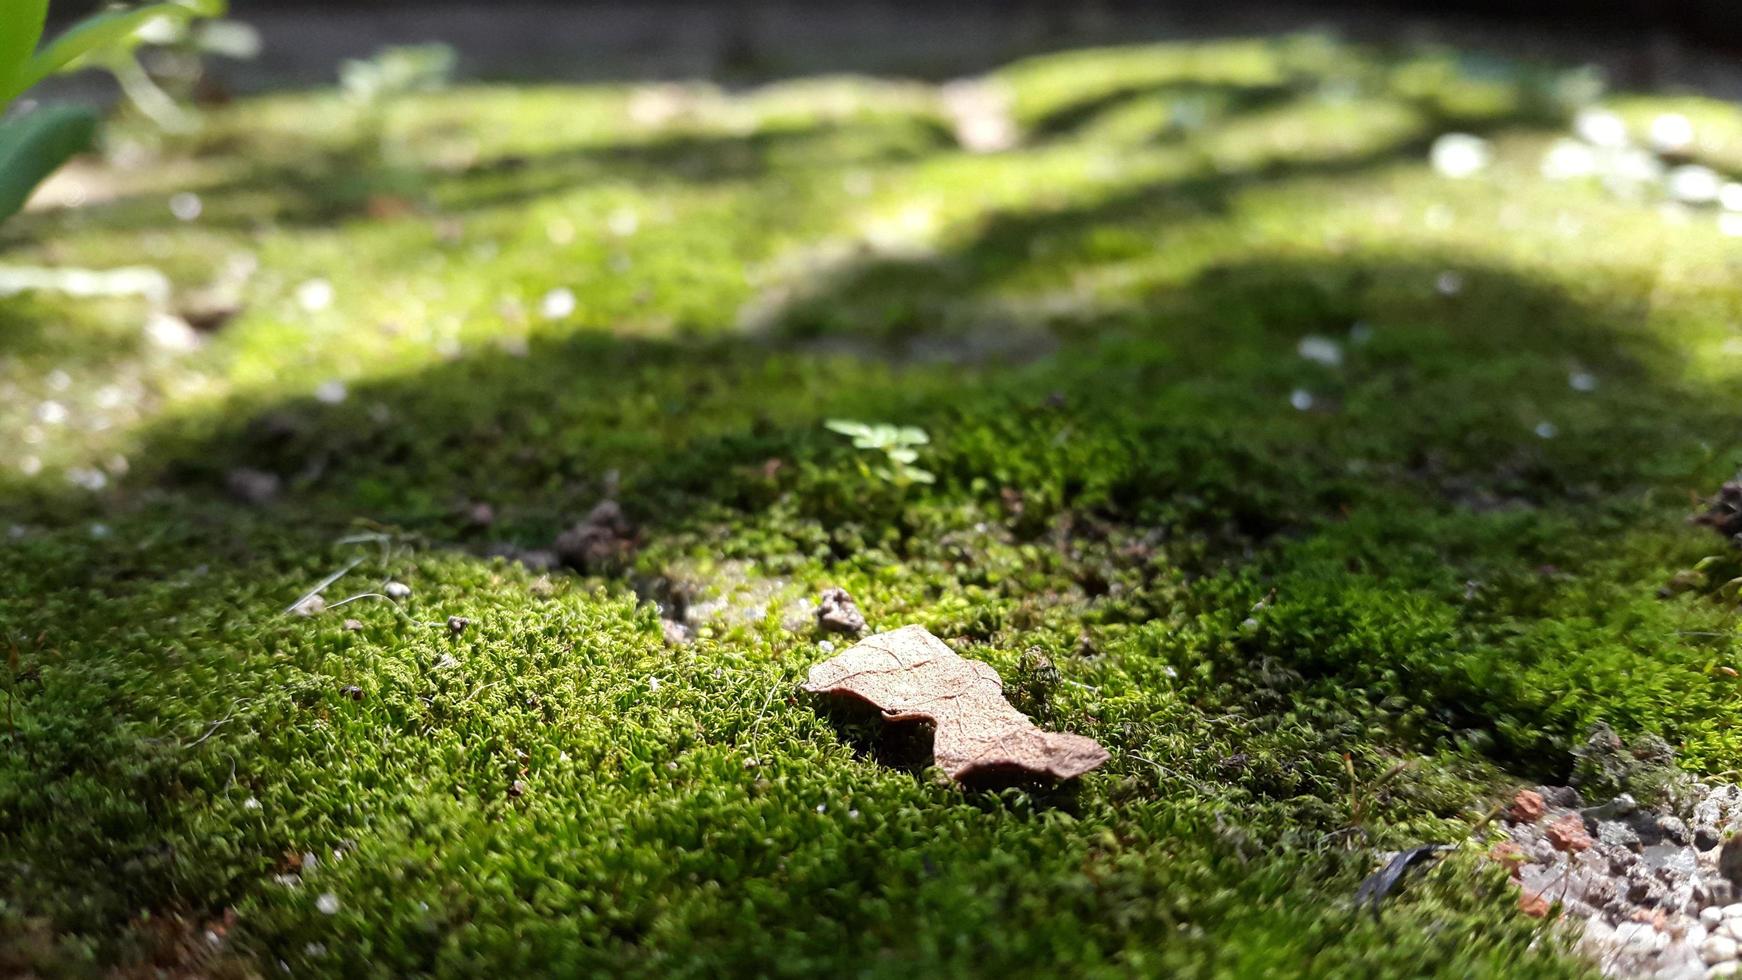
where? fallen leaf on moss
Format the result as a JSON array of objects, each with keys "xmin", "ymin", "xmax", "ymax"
[{"xmin": 801, "ymin": 625, "xmax": 1108, "ymax": 782}]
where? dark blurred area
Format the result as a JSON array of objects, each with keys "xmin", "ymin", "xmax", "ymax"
[{"xmin": 42, "ymin": 0, "xmax": 1742, "ymax": 96}]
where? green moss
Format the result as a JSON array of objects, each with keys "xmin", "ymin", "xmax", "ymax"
[{"xmin": 4, "ymin": 32, "xmax": 1741, "ymax": 975}]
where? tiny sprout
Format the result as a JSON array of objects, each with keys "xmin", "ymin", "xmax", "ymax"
[{"xmin": 824, "ymin": 419, "xmax": 936, "ymax": 486}]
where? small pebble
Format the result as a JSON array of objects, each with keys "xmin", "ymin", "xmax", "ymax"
[
  {"xmin": 315, "ymin": 892, "xmax": 340, "ymax": 915},
  {"xmin": 1435, "ymin": 271, "xmax": 1464, "ymax": 296},
  {"xmin": 447, "ymin": 616, "xmax": 469, "ymax": 635},
  {"xmin": 343, "ymin": 619, "xmax": 364, "ymax": 632},
  {"xmin": 1702, "ymin": 934, "xmax": 1739, "ymax": 965},
  {"xmin": 292, "ymin": 595, "xmax": 327, "ymax": 617},
  {"xmin": 1296, "ymin": 335, "xmax": 1343, "ymax": 367},
  {"xmin": 384, "ymin": 581, "xmax": 411, "ymax": 600},
  {"xmin": 1429, "ymin": 133, "xmax": 1491, "ymax": 179},
  {"xmin": 1534, "ymin": 421, "xmax": 1558, "ymax": 440},
  {"xmin": 540, "ymin": 287, "xmax": 576, "ymax": 320},
  {"xmin": 313, "ymin": 380, "xmax": 348, "ymax": 405},
  {"xmin": 1289, "ymin": 389, "xmax": 1314, "ymax": 411},
  {"xmin": 169, "ymin": 191, "xmax": 203, "ymax": 222},
  {"xmin": 1726, "ymin": 903, "xmax": 1742, "ymax": 919},
  {"xmin": 296, "ymin": 279, "xmax": 334, "ymax": 312},
  {"xmin": 1568, "ymin": 371, "xmax": 1597, "ymax": 392}
]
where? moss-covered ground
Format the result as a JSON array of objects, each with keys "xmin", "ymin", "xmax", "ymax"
[{"xmin": 6, "ymin": 33, "xmax": 1742, "ymax": 976}]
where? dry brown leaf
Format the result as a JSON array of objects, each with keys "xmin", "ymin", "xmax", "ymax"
[{"xmin": 801, "ymin": 625, "xmax": 1109, "ymax": 782}]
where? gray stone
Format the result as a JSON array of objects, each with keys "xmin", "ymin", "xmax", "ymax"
[
  {"xmin": 1599, "ymin": 820, "xmax": 1643, "ymax": 852},
  {"xmin": 1724, "ymin": 836, "xmax": 1742, "ymax": 889}
]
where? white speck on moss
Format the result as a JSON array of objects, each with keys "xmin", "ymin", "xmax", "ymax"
[
  {"xmin": 1296, "ymin": 335, "xmax": 1343, "ymax": 367},
  {"xmin": 1574, "ymin": 108, "xmax": 1628, "ymax": 148},
  {"xmin": 1535, "ymin": 421, "xmax": 1559, "ymax": 439},
  {"xmin": 316, "ymin": 892, "xmax": 340, "ymax": 915},
  {"xmin": 540, "ymin": 287, "xmax": 576, "ymax": 320},
  {"xmin": 295, "ymin": 278, "xmax": 334, "ymax": 312},
  {"xmin": 1289, "ymin": 389, "xmax": 1314, "ymax": 411},
  {"xmin": 1429, "ymin": 133, "xmax": 1490, "ymax": 179},
  {"xmin": 1569, "ymin": 371, "xmax": 1597, "ymax": 392}
]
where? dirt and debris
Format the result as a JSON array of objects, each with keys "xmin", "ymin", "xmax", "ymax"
[
  {"xmin": 815, "ymin": 587, "xmax": 867, "ymax": 635},
  {"xmin": 1491, "ymin": 729, "xmax": 1742, "ymax": 977},
  {"xmin": 447, "ymin": 616, "xmax": 469, "ymax": 635},
  {"xmin": 226, "ymin": 467, "xmax": 280, "ymax": 506},
  {"xmin": 802, "ymin": 625, "xmax": 1108, "ymax": 783},
  {"xmin": 555, "ymin": 500, "xmax": 638, "ymax": 572},
  {"xmin": 1694, "ymin": 476, "xmax": 1742, "ymax": 541}
]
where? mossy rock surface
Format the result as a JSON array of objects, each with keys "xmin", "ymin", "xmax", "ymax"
[{"xmin": 4, "ymin": 36, "xmax": 1742, "ymax": 976}]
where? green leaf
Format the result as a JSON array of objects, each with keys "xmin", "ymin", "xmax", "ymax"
[
  {"xmin": 905, "ymin": 467, "xmax": 937, "ymax": 484},
  {"xmin": 887, "ymin": 448, "xmax": 919, "ymax": 464},
  {"xmin": 0, "ymin": 0, "xmax": 49, "ymax": 104},
  {"xmin": 0, "ymin": 105, "xmax": 97, "ymax": 224},
  {"xmin": 8, "ymin": 0, "xmax": 222, "ymax": 101},
  {"xmin": 894, "ymin": 427, "xmax": 930, "ymax": 446},
  {"xmin": 824, "ymin": 419, "xmax": 872, "ymax": 439}
]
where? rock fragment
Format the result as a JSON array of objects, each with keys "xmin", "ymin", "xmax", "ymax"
[{"xmin": 815, "ymin": 587, "xmax": 867, "ymax": 635}]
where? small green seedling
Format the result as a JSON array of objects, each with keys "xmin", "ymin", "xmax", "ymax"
[
  {"xmin": 825, "ymin": 419, "xmax": 935, "ymax": 486},
  {"xmin": 0, "ymin": 0, "xmax": 224, "ymax": 223}
]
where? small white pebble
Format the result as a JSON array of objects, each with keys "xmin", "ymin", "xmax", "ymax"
[
  {"xmin": 313, "ymin": 380, "xmax": 348, "ymax": 405},
  {"xmin": 1574, "ymin": 108, "xmax": 1628, "ymax": 148},
  {"xmin": 291, "ymin": 595, "xmax": 326, "ymax": 617},
  {"xmin": 295, "ymin": 278, "xmax": 334, "ymax": 313},
  {"xmin": 304, "ymin": 941, "xmax": 328, "ymax": 957},
  {"xmin": 88, "ymin": 523, "xmax": 111, "ymax": 539},
  {"xmin": 540, "ymin": 287, "xmax": 576, "ymax": 320},
  {"xmin": 1534, "ymin": 421, "xmax": 1558, "ymax": 439},
  {"xmin": 36, "ymin": 401, "xmax": 67, "ymax": 425},
  {"xmin": 205, "ymin": 929, "xmax": 222, "ymax": 947},
  {"xmin": 169, "ymin": 191, "xmax": 203, "ymax": 222},
  {"xmin": 1430, "ymin": 133, "xmax": 1491, "ymax": 179},
  {"xmin": 1668, "ymin": 164, "xmax": 1722, "ymax": 205},
  {"xmin": 1649, "ymin": 112, "xmax": 1694, "ymax": 154},
  {"xmin": 847, "ymin": 808, "xmax": 861, "ymax": 820},
  {"xmin": 1702, "ymin": 934, "xmax": 1739, "ymax": 965},
  {"xmin": 648, "ymin": 677, "xmax": 662, "ymax": 692},
  {"xmin": 1435, "ymin": 271, "xmax": 1464, "ymax": 296},
  {"xmin": 1289, "ymin": 389, "xmax": 1315, "ymax": 411},
  {"xmin": 1706, "ymin": 906, "xmax": 1727, "ymax": 929},
  {"xmin": 1162, "ymin": 666, "xmax": 1179, "ymax": 679},
  {"xmin": 1723, "ymin": 903, "xmax": 1742, "ymax": 919},
  {"xmin": 145, "ymin": 312, "xmax": 199, "ymax": 351},
  {"xmin": 1568, "ymin": 371, "xmax": 1597, "ymax": 392},
  {"xmin": 817, "ymin": 640, "xmax": 835, "ymax": 653},
  {"xmin": 1296, "ymin": 335, "xmax": 1343, "ymax": 367},
  {"xmin": 316, "ymin": 892, "xmax": 340, "ymax": 915},
  {"xmin": 815, "ymin": 803, "xmax": 827, "ymax": 814},
  {"xmin": 607, "ymin": 207, "xmax": 640, "ymax": 237},
  {"xmin": 384, "ymin": 581, "xmax": 411, "ymax": 599},
  {"xmin": 301, "ymin": 852, "xmax": 319, "ymax": 873},
  {"xmin": 67, "ymin": 467, "xmax": 107, "ymax": 491},
  {"xmin": 1540, "ymin": 139, "xmax": 1597, "ymax": 181},
  {"xmin": 243, "ymin": 796, "xmax": 261, "ymax": 810}
]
